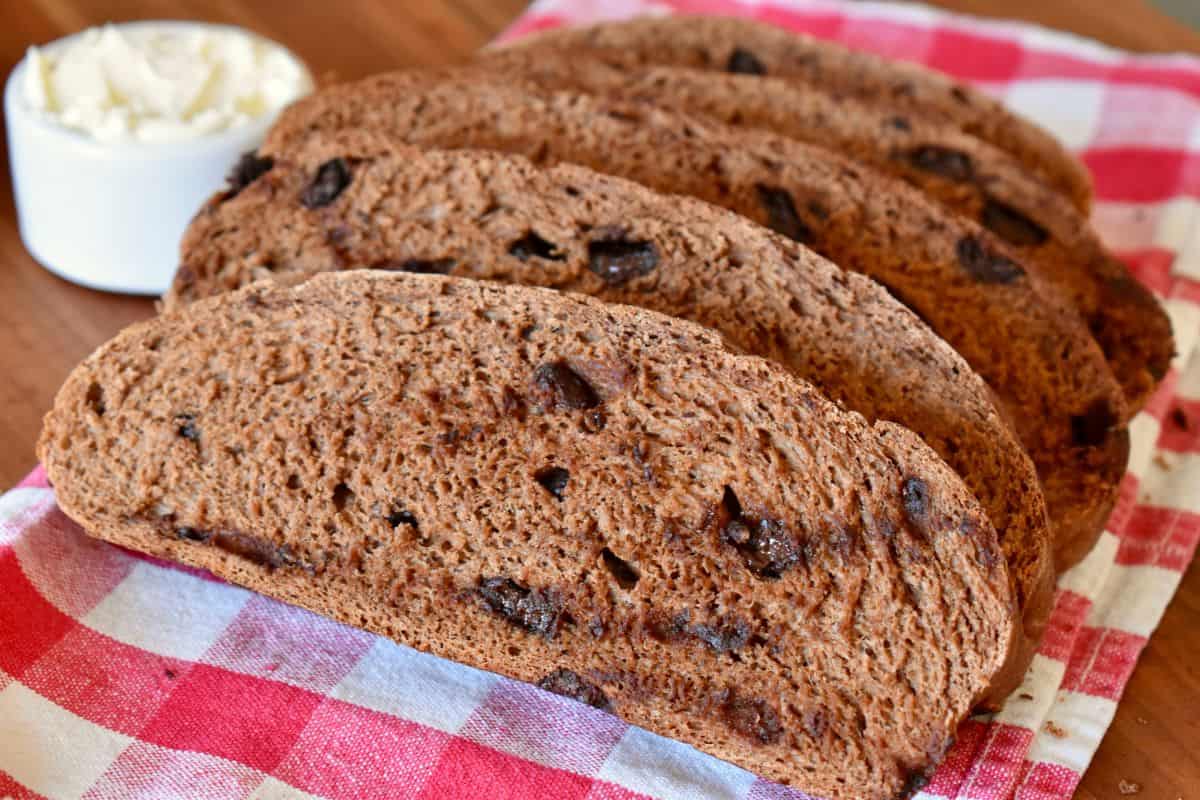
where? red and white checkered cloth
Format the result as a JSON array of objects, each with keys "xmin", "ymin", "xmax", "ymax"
[{"xmin": 4, "ymin": 1, "xmax": 1200, "ymax": 798}]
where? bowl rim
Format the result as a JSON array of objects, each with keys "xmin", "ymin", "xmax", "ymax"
[{"xmin": 3, "ymin": 19, "xmax": 314, "ymax": 158}]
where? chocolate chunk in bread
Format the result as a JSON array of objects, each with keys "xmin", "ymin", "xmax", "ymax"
[
  {"xmin": 726, "ymin": 47, "xmax": 767, "ymax": 75},
  {"xmin": 755, "ymin": 184, "xmax": 813, "ymax": 244},
  {"xmin": 538, "ymin": 669, "xmax": 613, "ymax": 711},
  {"xmin": 41, "ymin": 271, "xmax": 1016, "ymax": 800},
  {"xmin": 224, "ymin": 151, "xmax": 274, "ymax": 199},
  {"xmin": 956, "ymin": 236, "xmax": 1024, "ymax": 284},
  {"xmin": 260, "ymin": 73, "xmax": 1125, "ymax": 572},
  {"xmin": 172, "ymin": 142, "xmax": 1052, "ymax": 703},
  {"xmin": 586, "ymin": 235, "xmax": 658, "ymax": 284},
  {"xmin": 301, "ymin": 158, "xmax": 353, "ymax": 209},
  {"xmin": 478, "ymin": 577, "xmax": 564, "ymax": 638}
]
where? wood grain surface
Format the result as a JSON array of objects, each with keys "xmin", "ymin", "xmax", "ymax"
[{"xmin": 0, "ymin": 2, "xmax": 1196, "ymax": 798}]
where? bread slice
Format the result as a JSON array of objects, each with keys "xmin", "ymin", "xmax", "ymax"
[
  {"xmin": 496, "ymin": 15, "xmax": 1093, "ymax": 213},
  {"xmin": 41, "ymin": 271, "xmax": 1015, "ymax": 800},
  {"xmin": 170, "ymin": 140, "xmax": 1052, "ymax": 703},
  {"xmin": 262, "ymin": 73, "xmax": 1128, "ymax": 571},
  {"xmin": 474, "ymin": 49, "xmax": 1174, "ymax": 414}
]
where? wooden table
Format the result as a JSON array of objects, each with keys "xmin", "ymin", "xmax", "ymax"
[{"xmin": 1, "ymin": 2, "xmax": 1196, "ymax": 797}]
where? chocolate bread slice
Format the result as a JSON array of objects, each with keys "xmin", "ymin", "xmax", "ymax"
[
  {"xmin": 262, "ymin": 74, "xmax": 1128, "ymax": 571},
  {"xmin": 41, "ymin": 271, "xmax": 1016, "ymax": 800},
  {"xmin": 474, "ymin": 50, "xmax": 1173, "ymax": 414},
  {"xmin": 497, "ymin": 15, "xmax": 1093, "ymax": 213},
  {"xmin": 171, "ymin": 141, "xmax": 1052, "ymax": 702}
]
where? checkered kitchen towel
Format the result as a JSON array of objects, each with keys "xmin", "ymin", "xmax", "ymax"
[{"xmin": 4, "ymin": 1, "xmax": 1200, "ymax": 798}]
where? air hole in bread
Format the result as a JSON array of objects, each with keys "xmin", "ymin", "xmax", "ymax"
[
  {"xmin": 600, "ymin": 547, "xmax": 639, "ymax": 589},
  {"xmin": 535, "ymin": 466, "xmax": 570, "ymax": 500},
  {"xmin": 175, "ymin": 414, "xmax": 199, "ymax": 441},
  {"xmin": 332, "ymin": 482, "xmax": 354, "ymax": 511},
  {"xmin": 85, "ymin": 382, "xmax": 105, "ymax": 416},
  {"xmin": 508, "ymin": 231, "xmax": 565, "ymax": 262},
  {"xmin": 386, "ymin": 506, "xmax": 418, "ymax": 529}
]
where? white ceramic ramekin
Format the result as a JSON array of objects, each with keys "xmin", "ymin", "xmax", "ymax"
[{"xmin": 3, "ymin": 21, "xmax": 313, "ymax": 295}]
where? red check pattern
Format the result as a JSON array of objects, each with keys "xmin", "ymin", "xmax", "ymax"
[{"xmin": 4, "ymin": 1, "xmax": 1200, "ymax": 797}]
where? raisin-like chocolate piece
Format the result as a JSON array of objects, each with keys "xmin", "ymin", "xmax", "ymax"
[
  {"xmin": 722, "ymin": 694, "xmax": 783, "ymax": 744},
  {"xmin": 691, "ymin": 617, "xmax": 751, "ymax": 653},
  {"xmin": 587, "ymin": 237, "xmax": 659, "ymax": 284},
  {"xmin": 213, "ymin": 530, "xmax": 293, "ymax": 569},
  {"xmin": 647, "ymin": 610, "xmax": 691, "ymax": 642},
  {"xmin": 532, "ymin": 361, "xmax": 600, "ymax": 410},
  {"xmin": 1071, "ymin": 398, "xmax": 1119, "ymax": 447},
  {"xmin": 301, "ymin": 158, "xmax": 352, "ymax": 209},
  {"xmin": 727, "ymin": 47, "xmax": 766, "ymax": 75},
  {"xmin": 535, "ymin": 466, "xmax": 570, "ymax": 500},
  {"xmin": 478, "ymin": 577, "xmax": 563, "ymax": 638},
  {"xmin": 175, "ymin": 413, "xmax": 199, "ymax": 441},
  {"xmin": 386, "ymin": 507, "xmax": 418, "ymax": 528},
  {"xmin": 980, "ymin": 197, "xmax": 1049, "ymax": 247},
  {"xmin": 537, "ymin": 669, "xmax": 612, "ymax": 711},
  {"xmin": 755, "ymin": 185, "xmax": 813, "ymax": 244},
  {"xmin": 372, "ymin": 258, "xmax": 456, "ymax": 275},
  {"xmin": 904, "ymin": 145, "xmax": 973, "ymax": 182},
  {"xmin": 719, "ymin": 487, "xmax": 800, "ymax": 578},
  {"xmin": 600, "ymin": 547, "xmax": 639, "ymax": 589},
  {"xmin": 723, "ymin": 517, "xmax": 800, "ymax": 578},
  {"xmin": 887, "ymin": 116, "xmax": 912, "ymax": 131},
  {"xmin": 647, "ymin": 608, "xmax": 750, "ymax": 653},
  {"xmin": 901, "ymin": 477, "xmax": 930, "ymax": 523},
  {"xmin": 225, "ymin": 151, "xmax": 274, "ymax": 198},
  {"xmin": 176, "ymin": 527, "xmax": 212, "ymax": 542},
  {"xmin": 509, "ymin": 231, "xmax": 565, "ymax": 261},
  {"xmin": 955, "ymin": 236, "xmax": 1025, "ymax": 284},
  {"xmin": 720, "ymin": 517, "xmax": 798, "ymax": 578}
]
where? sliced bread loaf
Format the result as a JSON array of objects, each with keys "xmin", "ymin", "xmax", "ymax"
[
  {"xmin": 497, "ymin": 15, "xmax": 1094, "ymax": 213},
  {"xmin": 473, "ymin": 49, "xmax": 1173, "ymax": 414},
  {"xmin": 262, "ymin": 73, "xmax": 1128, "ymax": 571},
  {"xmin": 170, "ymin": 140, "xmax": 1052, "ymax": 702},
  {"xmin": 41, "ymin": 271, "xmax": 1016, "ymax": 800}
]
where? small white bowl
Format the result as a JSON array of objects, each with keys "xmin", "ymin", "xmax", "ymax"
[{"xmin": 3, "ymin": 21, "xmax": 313, "ymax": 295}]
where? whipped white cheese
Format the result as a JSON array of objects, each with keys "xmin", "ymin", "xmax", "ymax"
[{"xmin": 23, "ymin": 23, "xmax": 311, "ymax": 143}]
